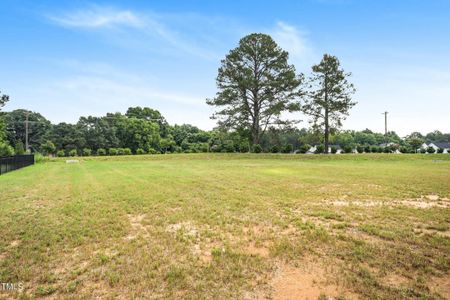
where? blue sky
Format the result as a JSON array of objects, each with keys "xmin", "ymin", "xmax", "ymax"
[{"xmin": 1, "ymin": 0, "xmax": 449, "ymax": 136}]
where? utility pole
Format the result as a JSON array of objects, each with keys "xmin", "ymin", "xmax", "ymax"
[
  {"xmin": 382, "ymin": 111, "xmax": 388, "ymax": 143},
  {"xmin": 25, "ymin": 111, "xmax": 29, "ymax": 153}
]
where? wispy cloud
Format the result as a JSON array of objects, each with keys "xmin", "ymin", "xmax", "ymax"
[
  {"xmin": 271, "ymin": 22, "xmax": 316, "ymax": 71},
  {"xmin": 46, "ymin": 6, "xmax": 229, "ymax": 60},
  {"xmin": 48, "ymin": 6, "xmax": 145, "ymax": 28}
]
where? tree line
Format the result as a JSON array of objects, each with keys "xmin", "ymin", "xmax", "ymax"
[
  {"xmin": 0, "ymin": 105, "xmax": 448, "ymax": 157},
  {"xmin": 0, "ymin": 33, "xmax": 449, "ymax": 156}
]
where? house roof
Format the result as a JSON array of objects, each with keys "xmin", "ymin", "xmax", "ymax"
[{"xmin": 433, "ymin": 142, "xmax": 450, "ymax": 149}]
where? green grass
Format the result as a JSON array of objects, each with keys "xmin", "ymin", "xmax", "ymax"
[{"xmin": 1, "ymin": 154, "xmax": 449, "ymax": 299}]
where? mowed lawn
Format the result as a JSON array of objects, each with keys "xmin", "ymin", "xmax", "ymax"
[{"xmin": 0, "ymin": 154, "xmax": 449, "ymax": 299}]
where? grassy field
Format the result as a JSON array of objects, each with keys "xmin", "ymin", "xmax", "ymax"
[{"xmin": 0, "ymin": 154, "xmax": 449, "ymax": 299}]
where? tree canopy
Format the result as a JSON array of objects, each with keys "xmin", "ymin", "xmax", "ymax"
[
  {"xmin": 302, "ymin": 54, "xmax": 356, "ymax": 153},
  {"xmin": 207, "ymin": 33, "xmax": 304, "ymax": 145}
]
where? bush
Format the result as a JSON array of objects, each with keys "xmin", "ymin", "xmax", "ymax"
[
  {"xmin": 298, "ymin": 144, "xmax": 310, "ymax": 154},
  {"xmin": 56, "ymin": 150, "xmax": 65, "ymax": 157},
  {"xmin": 15, "ymin": 141, "xmax": 25, "ymax": 155},
  {"xmin": 370, "ymin": 146, "xmax": 378, "ymax": 153},
  {"xmin": 117, "ymin": 148, "xmax": 124, "ymax": 155},
  {"xmin": 364, "ymin": 145, "xmax": 371, "ymax": 153},
  {"xmin": 427, "ymin": 146, "xmax": 436, "ymax": 154},
  {"xmin": 356, "ymin": 145, "xmax": 364, "ymax": 153},
  {"xmin": 282, "ymin": 144, "xmax": 293, "ymax": 153},
  {"xmin": 419, "ymin": 148, "xmax": 427, "ymax": 154},
  {"xmin": 315, "ymin": 144, "xmax": 325, "ymax": 154},
  {"xmin": 343, "ymin": 145, "xmax": 353, "ymax": 154},
  {"xmin": 437, "ymin": 148, "xmax": 444, "ymax": 153},
  {"xmin": 330, "ymin": 146, "xmax": 338, "ymax": 154},
  {"xmin": 383, "ymin": 147, "xmax": 390, "ymax": 153},
  {"xmin": 240, "ymin": 142, "xmax": 250, "ymax": 153},
  {"xmin": 223, "ymin": 140, "xmax": 235, "ymax": 153},
  {"xmin": 82, "ymin": 148, "xmax": 92, "ymax": 156},
  {"xmin": 41, "ymin": 140, "xmax": 56, "ymax": 156},
  {"xmin": 97, "ymin": 148, "xmax": 106, "ymax": 156},
  {"xmin": 68, "ymin": 149, "xmax": 77, "ymax": 157},
  {"xmin": 0, "ymin": 142, "xmax": 15, "ymax": 157},
  {"xmin": 123, "ymin": 148, "xmax": 132, "ymax": 155},
  {"xmin": 252, "ymin": 144, "xmax": 262, "ymax": 153},
  {"xmin": 270, "ymin": 145, "xmax": 280, "ymax": 153},
  {"xmin": 399, "ymin": 146, "xmax": 409, "ymax": 153},
  {"xmin": 136, "ymin": 148, "xmax": 146, "ymax": 155},
  {"xmin": 108, "ymin": 148, "xmax": 118, "ymax": 156},
  {"xmin": 148, "ymin": 148, "xmax": 157, "ymax": 154}
]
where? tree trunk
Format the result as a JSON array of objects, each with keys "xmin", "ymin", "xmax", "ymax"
[
  {"xmin": 324, "ymin": 107, "xmax": 329, "ymax": 154},
  {"xmin": 323, "ymin": 76, "xmax": 329, "ymax": 154}
]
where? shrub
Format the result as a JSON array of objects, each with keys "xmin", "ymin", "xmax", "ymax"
[
  {"xmin": 56, "ymin": 150, "xmax": 65, "ymax": 157},
  {"xmin": 68, "ymin": 149, "xmax": 77, "ymax": 157},
  {"xmin": 399, "ymin": 146, "xmax": 409, "ymax": 153},
  {"xmin": 437, "ymin": 148, "xmax": 444, "ymax": 153},
  {"xmin": 298, "ymin": 144, "xmax": 310, "ymax": 154},
  {"xmin": 123, "ymin": 148, "xmax": 132, "ymax": 155},
  {"xmin": 419, "ymin": 148, "xmax": 427, "ymax": 154},
  {"xmin": 315, "ymin": 144, "xmax": 325, "ymax": 154},
  {"xmin": 41, "ymin": 140, "xmax": 56, "ymax": 156},
  {"xmin": 136, "ymin": 148, "xmax": 146, "ymax": 155},
  {"xmin": 282, "ymin": 144, "xmax": 293, "ymax": 153},
  {"xmin": 0, "ymin": 142, "xmax": 15, "ymax": 157},
  {"xmin": 383, "ymin": 147, "xmax": 391, "ymax": 153},
  {"xmin": 364, "ymin": 145, "xmax": 371, "ymax": 153},
  {"xmin": 97, "ymin": 148, "xmax": 106, "ymax": 156},
  {"xmin": 108, "ymin": 148, "xmax": 118, "ymax": 156},
  {"xmin": 330, "ymin": 146, "xmax": 338, "ymax": 154},
  {"xmin": 148, "ymin": 148, "xmax": 157, "ymax": 154},
  {"xmin": 370, "ymin": 146, "xmax": 378, "ymax": 153},
  {"xmin": 15, "ymin": 141, "xmax": 25, "ymax": 155},
  {"xmin": 427, "ymin": 146, "xmax": 436, "ymax": 154},
  {"xmin": 82, "ymin": 148, "xmax": 92, "ymax": 156},
  {"xmin": 117, "ymin": 148, "xmax": 125, "ymax": 155},
  {"xmin": 223, "ymin": 140, "xmax": 235, "ymax": 153},
  {"xmin": 252, "ymin": 144, "xmax": 262, "ymax": 153},
  {"xmin": 270, "ymin": 145, "xmax": 280, "ymax": 153},
  {"xmin": 240, "ymin": 142, "xmax": 250, "ymax": 153},
  {"xmin": 356, "ymin": 145, "xmax": 364, "ymax": 153},
  {"xmin": 343, "ymin": 145, "xmax": 353, "ymax": 154}
]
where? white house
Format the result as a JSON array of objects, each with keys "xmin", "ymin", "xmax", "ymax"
[
  {"xmin": 307, "ymin": 145, "xmax": 343, "ymax": 154},
  {"xmin": 428, "ymin": 142, "xmax": 450, "ymax": 153}
]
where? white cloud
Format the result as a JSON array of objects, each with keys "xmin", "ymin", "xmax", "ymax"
[
  {"xmin": 47, "ymin": 6, "xmax": 223, "ymax": 60},
  {"xmin": 49, "ymin": 6, "xmax": 145, "ymax": 28},
  {"xmin": 271, "ymin": 22, "xmax": 316, "ymax": 71}
]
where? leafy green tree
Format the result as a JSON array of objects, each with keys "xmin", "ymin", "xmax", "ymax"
[
  {"xmin": 4, "ymin": 109, "xmax": 52, "ymax": 153},
  {"xmin": 126, "ymin": 107, "xmax": 169, "ymax": 137},
  {"xmin": 0, "ymin": 142, "xmax": 14, "ymax": 156},
  {"xmin": 41, "ymin": 140, "xmax": 56, "ymax": 156},
  {"xmin": 406, "ymin": 134, "xmax": 424, "ymax": 153},
  {"xmin": 207, "ymin": 33, "xmax": 303, "ymax": 145},
  {"xmin": 302, "ymin": 54, "xmax": 356, "ymax": 153},
  {"xmin": 50, "ymin": 122, "xmax": 85, "ymax": 153},
  {"xmin": 0, "ymin": 91, "xmax": 9, "ymax": 144},
  {"xmin": 0, "ymin": 91, "xmax": 9, "ymax": 110},
  {"xmin": 14, "ymin": 141, "xmax": 25, "ymax": 155}
]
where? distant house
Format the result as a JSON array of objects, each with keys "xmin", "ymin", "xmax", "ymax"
[
  {"xmin": 307, "ymin": 145, "xmax": 343, "ymax": 154},
  {"xmin": 428, "ymin": 142, "xmax": 450, "ymax": 153}
]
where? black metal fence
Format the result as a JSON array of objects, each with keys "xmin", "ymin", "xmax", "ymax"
[{"xmin": 0, "ymin": 155, "xmax": 34, "ymax": 175}]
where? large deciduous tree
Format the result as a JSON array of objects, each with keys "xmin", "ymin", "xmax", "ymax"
[
  {"xmin": 207, "ymin": 33, "xmax": 303, "ymax": 145},
  {"xmin": 302, "ymin": 54, "xmax": 356, "ymax": 153}
]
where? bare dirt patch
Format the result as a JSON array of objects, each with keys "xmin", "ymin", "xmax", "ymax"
[
  {"xmin": 125, "ymin": 214, "xmax": 149, "ymax": 240},
  {"xmin": 245, "ymin": 243, "xmax": 270, "ymax": 258},
  {"xmin": 327, "ymin": 197, "xmax": 450, "ymax": 209},
  {"xmin": 429, "ymin": 275, "xmax": 450, "ymax": 299},
  {"xmin": 270, "ymin": 260, "xmax": 357, "ymax": 300}
]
